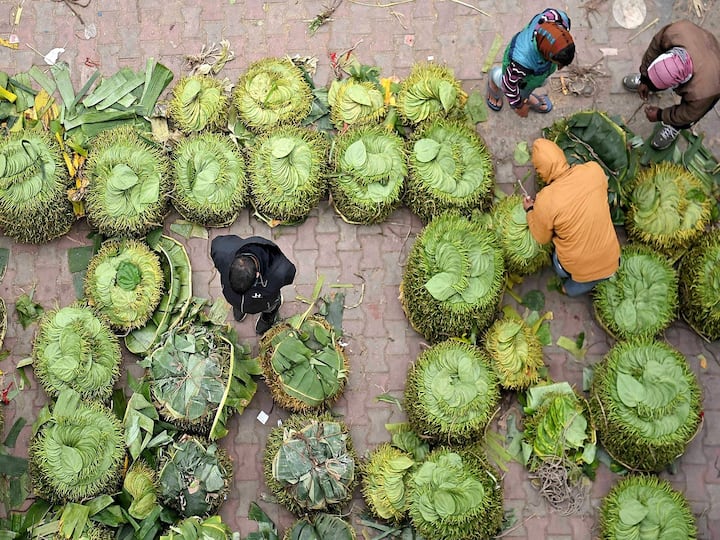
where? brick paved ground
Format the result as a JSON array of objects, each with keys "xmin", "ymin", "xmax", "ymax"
[{"xmin": 1, "ymin": 0, "xmax": 720, "ymax": 538}]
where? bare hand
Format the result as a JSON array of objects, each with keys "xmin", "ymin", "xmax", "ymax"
[
  {"xmin": 523, "ymin": 195, "xmax": 535, "ymax": 210},
  {"xmin": 645, "ymin": 105, "xmax": 660, "ymax": 122},
  {"xmin": 638, "ymin": 83, "xmax": 650, "ymax": 101},
  {"xmin": 514, "ymin": 102, "xmax": 530, "ymax": 118}
]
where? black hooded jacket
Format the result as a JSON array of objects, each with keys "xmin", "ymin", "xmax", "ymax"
[{"xmin": 211, "ymin": 235, "xmax": 296, "ymax": 314}]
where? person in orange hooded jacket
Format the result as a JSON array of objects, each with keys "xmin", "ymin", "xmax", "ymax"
[{"xmin": 522, "ymin": 139, "xmax": 620, "ymax": 296}]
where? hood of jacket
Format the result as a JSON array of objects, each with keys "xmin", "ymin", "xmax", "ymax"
[{"xmin": 531, "ymin": 139, "xmax": 570, "ymax": 184}]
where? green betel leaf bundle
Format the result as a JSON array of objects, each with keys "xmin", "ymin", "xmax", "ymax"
[
  {"xmin": 172, "ymin": 133, "xmax": 248, "ymax": 226},
  {"xmin": 484, "ymin": 316, "xmax": 544, "ymax": 390},
  {"xmin": 125, "ymin": 235, "xmax": 193, "ymax": 356},
  {"xmin": 249, "ymin": 126, "xmax": 328, "ymax": 224},
  {"xmin": 259, "ymin": 315, "xmax": 348, "ymax": 412},
  {"xmin": 405, "ymin": 120, "xmax": 494, "ymax": 224},
  {"xmin": 85, "ymin": 239, "xmax": 164, "ymax": 331},
  {"xmin": 123, "ymin": 460, "xmax": 158, "ymax": 520},
  {"xmin": 408, "ymin": 447, "xmax": 503, "ymax": 540},
  {"xmin": 29, "ymin": 389, "xmax": 125, "ymax": 502},
  {"xmin": 233, "ymin": 57, "xmax": 313, "ymax": 131},
  {"xmin": 0, "ymin": 130, "xmax": 74, "ymax": 243},
  {"xmin": 361, "ymin": 443, "xmax": 416, "ymax": 522},
  {"xmin": 32, "ymin": 304, "xmax": 121, "ymax": 401},
  {"xmin": 599, "ymin": 475, "xmax": 697, "ymax": 539},
  {"xmin": 589, "ymin": 339, "xmax": 702, "ymax": 472},
  {"xmin": 85, "ymin": 125, "xmax": 171, "ymax": 237},
  {"xmin": 264, "ymin": 413, "xmax": 357, "ymax": 515},
  {"xmin": 144, "ymin": 322, "xmax": 233, "ymax": 435},
  {"xmin": 330, "ymin": 125, "xmax": 406, "ymax": 224},
  {"xmin": 327, "ymin": 78, "xmax": 386, "ymax": 128},
  {"xmin": 523, "ymin": 382, "xmax": 596, "ymax": 469},
  {"xmin": 626, "ymin": 162, "xmax": 712, "ymax": 260},
  {"xmin": 543, "ymin": 110, "xmax": 637, "ymax": 224},
  {"xmin": 678, "ymin": 229, "xmax": 720, "ymax": 341},
  {"xmin": 397, "ymin": 63, "xmax": 467, "ymax": 124},
  {"xmin": 157, "ymin": 435, "xmax": 233, "ymax": 517},
  {"xmin": 160, "ymin": 516, "xmax": 233, "ymax": 540},
  {"xmin": 593, "ymin": 244, "xmax": 678, "ymax": 340},
  {"xmin": 284, "ymin": 514, "xmax": 356, "ymax": 540},
  {"xmin": 404, "ymin": 340, "xmax": 500, "ymax": 444},
  {"xmin": 490, "ymin": 194, "xmax": 551, "ymax": 275},
  {"xmin": 169, "ymin": 75, "xmax": 228, "ymax": 134},
  {"xmin": 400, "ymin": 212, "xmax": 505, "ymax": 342}
]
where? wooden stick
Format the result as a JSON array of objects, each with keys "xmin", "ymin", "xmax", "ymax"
[
  {"xmin": 627, "ymin": 17, "xmax": 658, "ymax": 43},
  {"xmin": 448, "ymin": 0, "xmax": 490, "ymax": 16},
  {"xmin": 347, "ymin": 0, "xmax": 413, "ymax": 7}
]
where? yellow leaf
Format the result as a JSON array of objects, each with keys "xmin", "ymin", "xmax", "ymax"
[
  {"xmin": 699, "ymin": 355, "xmax": 707, "ymax": 369},
  {"xmin": 71, "ymin": 201, "xmax": 86, "ymax": 218},
  {"xmin": 63, "ymin": 152, "xmax": 76, "ymax": 177}
]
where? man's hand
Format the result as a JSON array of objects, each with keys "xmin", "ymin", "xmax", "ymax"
[
  {"xmin": 638, "ymin": 83, "xmax": 650, "ymax": 101},
  {"xmin": 644, "ymin": 105, "xmax": 661, "ymax": 122},
  {"xmin": 514, "ymin": 102, "xmax": 530, "ymax": 118},
  {"xmin": 523, "ymin": 195, "xmax": 535, "ymax": 211}
]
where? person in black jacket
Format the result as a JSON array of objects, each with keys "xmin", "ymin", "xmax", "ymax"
[{"xmin": 211, "ymin": 235, "xmax": 296, "ymax": 334}]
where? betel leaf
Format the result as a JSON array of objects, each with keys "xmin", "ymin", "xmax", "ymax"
[
  {"xmin": 521, "ymin": 289, "xmax": 545, "ymax": 311},
  {"xmin": 344, "ymin": 140, "xmax": 367, "ymax": 169},
  {"xmin": 15, "ymin": 290, "xmax": 44, "ymax": 329},
  {"xmin": 116, "ymin": 261, "xmax": 142, "ymax": 290},
  {"xmin": 438, "ymin": 81, "xmax": 457, "ymax": 112},
  {"xmin": 619, "ymin": 499, "xmax": 649, "ymax": 526},
  {"xmin": 414, "ymin": 139, "xmax": 441, "ymax": 163},
  {"xmin": 615, "ymin": 372, "xmax": 646, "ymax": 407},
  {"xmin": 514, "ymin": 141, "xmax": 530, "ymax": 165}
]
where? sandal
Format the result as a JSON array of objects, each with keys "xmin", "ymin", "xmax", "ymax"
[
  {"xmin": 528, "ymin": 93, "xmax": 553, "ymax": 113},
  {"xmin": 486, "ymin": 79, "xmax": 503, "ymax": 111}
]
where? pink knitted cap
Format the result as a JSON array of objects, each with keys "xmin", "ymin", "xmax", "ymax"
[{"xmin": 647, "ymin": 47, "xmax": 693, "ymax": 90}]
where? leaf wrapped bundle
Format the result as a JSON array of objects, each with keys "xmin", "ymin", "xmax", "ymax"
[
  {"xmin": 33, "ymin": 305, "xmax": 121, "ymax": 401},
  {"xmin": 249, "ymin": 126, "xmax": 328, "ymax": 223},
  {"xmin": 85, "ymin": 126, "xmax": 171, "ymax": 237},
  {"xmin": 397, "ymin": 63, "xmax": 467, "ymax": 124},
  {"xmin": 490, "ymin": 195, "xmax": 550, "ymax": 275},
  {"xmin": 361, "ymin": 443, "xmax": 416, "ymax": 522},
  {"xmin": 284, "ymin": 514, "xmax": 356, "ymax": 540},
  {"xmin": 400, "ymin": 212, "xmax": 505, "ymax": 342},
  {"xmin": 330, "ymin": 125, "xmax": 406, "ymax": 224},
  {"xmin": 264, "ymin": 413, "xmax": 357, "ymax": 515},
  {"xmin": 172, "ymin": 133, "xmax": 248, "ymax": 226},
  {"xmin": 161, "ymin": 516, "xmax": 233, "ymax": 540},
  {"xmin": 523, "ymin": 383, "xmax": 596, "ymax": 470},
  {"xmin": 678, "ymin": 229, "xmax": 720, "ymax": 341},
  {"xmin": 125, "ymin": 235, "xmax": 193, "ymax": 356},
  {"xmin": 259, "ymin": 315, "xmax": 348, "ymax": 412},
  {"xmin": 408, "ymin": 447, "xmax": 503, "ymax": 540},
  {"xmin": 85, "ymin": 239, "xmax": 164, "ymax": 331},
  {"xmin": 123, "ymin": 460, "xmax": 158, "ymax": 520},
  {"xmin": 327, "ymin": 78, "xmax": 386, "ymax": 128},
  {"xmin": 405, "ymin": 340, "xmax": 500, "ymax": 444},
  {"xmin": 233, "ymin": 57, "xmax": 313, "ymax": 131},
  {"xmin": 405, "ymin": 120, "xmax": 494, "ymax": 223},
  {"xmin": 589, "ymin": 339, "xmax": 702, "ymax": 471},
  {"xmin": 599, "ymin": 475, "xmax": 697, "ymax": 539},
  {"xmin": 169, "ymin": 75, "xmax": 228, "ymax": 134},
  {"xmin": 157, "ymin": 436, "xmax": 233, "ymax": 517},
  {"xmin": 144, "ymin": 323, "xmax": 232, "ymax": 434},
  {"xmin": 484, "ymin": 317, "xmax": 544, "ymax": 390},
  {"xmin": 543, "ymin": 110, "xmax": 637, "ymax": 224},
  {"xmin": 29, "ymin": 389, "xmax": 125, "ymax": 502},
  {"xmin": 593, "ymin": 245, "xmax": 678, "ymax": 340},
  {"xmin": 626, "ymin": 162, "xmax": 712, "ymax": 259},
  {"xmin": 0, "ymin": 131, "xmax": 74, "ymax": 243}
]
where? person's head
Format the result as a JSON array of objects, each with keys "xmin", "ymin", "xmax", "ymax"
[
  {"xmin": 647, "ymin": 47, "xmax": 693, "ymax": 90},
  {"xmin": 531, "ymin": 139, "xmax": 570, "ymax": 184},
  {"xmin": 229, "ymin": 254, "xmax": 258, "ymax": 294},
  {"xmin": 536, "ymin": 22, "xmax": 575, "ymax": 68}
]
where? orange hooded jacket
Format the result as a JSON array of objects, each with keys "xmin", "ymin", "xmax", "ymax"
[{"xmin": 526, "ymin": 139, "xmax": 620, "ymax": 282}]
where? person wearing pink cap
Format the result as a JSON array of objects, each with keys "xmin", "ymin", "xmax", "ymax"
[{"xmin": 623, "ymin": 20, "xmax": 720, "ymax": 150}]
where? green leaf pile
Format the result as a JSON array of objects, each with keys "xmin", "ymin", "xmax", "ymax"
[
  {"xmin": 678, "ymin": 229, "xmax": 720, "ymax": 341},
  {"xmin": 32, "ymin": 305, "xmax": 121, "ymax": 401},
  {"xmin": 330, "ymin": 125, "xmax": 406, "ymax": 224},
  {"xmin": 599, "ymin": 475, "xmax": 697, "ymax": 539},
  {"xmin": 404, "ymin": 340, "xmax": 500, "ymax": 444},
  {"xmin": 593, "ymin": 244, "xmax": 678, "ymax": 340},
  {"xmin": 405, "ymin": 120, "xmax": 494, "ymax": 223},
  {"xmin": 0, "ymin": 130, "xmax": 74, "ymax": 243},
  {"xmin": 484, "ymin": 316, "xmax": 544, "ymax": 390},
  {"xmin": 589, "ymin": 338, "xmax": 702, "ymax": 471},
  {"xmin": 168, "ymin": 75, "xmax": 228, "ymax": 133},
  {"xmin": 285, "ymin": 514, "xmax": 356, "ymax": 540},
  {"xmin": 259, "ymin": 315, "xmax": 348, "ymax": 412},
  {"xmin": 161, "ymin": 515, "xmax": 233, "ymax": 540},
  {"xmin": 400, "ymin": 212, "xmax": 505, "ymax": 342},
  {"xmin": 328, "ymin": 78, "xmax": 386, "ymax": 128},
  {"xmin": 397, "ymin": 63, "xmax": 467, "ymax": 124},
  {"xmin": 361, "ymin": 443, "xmax": 415, "ymax": 522}
]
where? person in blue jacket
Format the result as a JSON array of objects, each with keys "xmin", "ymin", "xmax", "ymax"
[
  {"xmin": 211, "ymin": 235, "xmax": 296, "ymax": 334},
  {"xmin": 486, "ymin": 8, "xmax": 575, "ymax": 117}
]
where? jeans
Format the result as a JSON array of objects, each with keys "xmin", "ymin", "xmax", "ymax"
[{"xmin": 552, "ymin": 252, "xmax": 609, "ymax": 297}]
